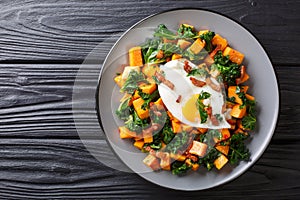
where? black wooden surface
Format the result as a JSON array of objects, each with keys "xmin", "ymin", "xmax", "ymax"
[{"xmin": 0, "ymin": 0, "xmax": 299, "ymax": 199}]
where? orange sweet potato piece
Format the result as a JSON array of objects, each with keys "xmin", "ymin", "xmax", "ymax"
[
  {"xmin": 189, "ymin": 141, "xmax": 208, "ymax": 157},
  {"xmin": 215, "ymin": 145, "xmax": 230, "ymax": 156},
  {"xmin": 177, "ymin": 39, "xmax": 192, "ymax": 49},
  {"xmin": 214, "ymin": 154, "xmax": 228, "ymax": 170},
  {"xmin": 129, "ymin": 46, "xmax": 143, "ymax": 66},
  {"xmin": 223, "ymin": 47, "xmax": 244, "ymax": 65},
  {"xmin": 143, "ymin": 131, "xmax": 153, "ymax": 143},
  {"xmin": 171, "ymin": 121, "xmax": 182, "ymax": 133},
  {"xmin": 189, "ymin": 38, "xmax": 205, "ymax": 54},
  {"xmin": 114, "ymin": 74, "xmax": 124, "ymax": 88},
  {"xmin": 212, "ymin": 34, "xmax": 228, "ymax": 51},
  {"xmin": 119, "ymin": 126, "xmax": 136, "ymax": 139},
  {"xmin": 140, "ymin": 83, "xmax": 157, "ymax": 94},
  {"xmin": 143, "ymin": 154, "xmax": 160, "ymax": 170},
  {"xmin": 133, "ymin": 140, "xmax": 145, "ymax": 150},
  {"xmin": 132, "ymin": 98, "xmax": 149, "ymax": 119},
  {"xmin": 170, "ymin": 153, "xmax": 186, "ymax": 161},
  {"xmin": 245, "ymin": 93, "xmax": 255, "ymax": 101},
  {"xmin": 228, "ymin": 86, "xmax": 249, "ymax": 105},
  {"xmin": 230, "ymin": 104, "xmax": 247, "ymax": 118},
  {"xmin": 171, "ymin": 53, "xmax": 182, "ymax": 60}
]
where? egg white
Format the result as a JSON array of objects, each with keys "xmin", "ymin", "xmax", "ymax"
[{"xmin": 158, "ymin": 59, "xmax": 230, "ymax": 129}]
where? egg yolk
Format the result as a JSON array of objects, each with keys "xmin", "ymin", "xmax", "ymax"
[{"xmin": 182, "ymin": 94, "xmax": 200, "ymax": 123}]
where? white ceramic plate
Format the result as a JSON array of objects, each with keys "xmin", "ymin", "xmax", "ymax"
[{"xmin": 97, "ymin": 9, "xmax": 279, "ymax": 190}]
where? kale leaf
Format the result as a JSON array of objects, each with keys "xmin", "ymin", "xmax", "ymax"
[
  {"xmin": 120, "ymin": 71, "xmax": 148, "ymax": 94},
  {"xmin": 165, "ymin": 131, "xmax": 190, "ymax": 154},
  {"xmin": 228, "ymin": 133, "xmax": 250, "ymax": 164},
  {"xmin": 115, "ymin": 97, "xmax": 132, "ymax": 121},
  {"xmin": 213, "ymin": 51, "xmax": 241, "ymax": 86},
  {"xmin": 197, "ymin": 91, "xmax": 211, "ymax": 123},
  {"xmin": 187, "ymin": 67, "xmax": 209, "ymax": 77},
  {"xmin": 154, "ymin": 24, "xmax": 177, "ymax": 40},
  {"xmin": 125, "ymin": 111, "xmax": 150, "ymax": 133},
  {"xmin": 161, "ymin": 118, "xmax": 175, "ymax": 144},
  {"xmin": 198, "ymin": 147, "xmax": 220, "ymax": 171},
  {"xmin": 138, "ymin": 89, "xmax": 160, "ymax": 110},
  {"xmin": 171, "ymin": 161, "xmax": 192, "ymax": 175},
  {"xmin": 199, "ymin": 31, "xmax": 215, "ymax": 52},
  {"xmin": 177, "ymin": 24, "xmax": 197, "ymax": 39}
]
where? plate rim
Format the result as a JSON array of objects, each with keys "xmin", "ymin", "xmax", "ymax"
[{"xmin": 95, "ymin": 8, "xmax": 280, "ymax": 191}]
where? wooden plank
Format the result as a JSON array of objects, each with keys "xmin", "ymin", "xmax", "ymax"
[
  {"xmin": 0, "ymin": 0, "xmax": 298, "ymax": 64},
  {"xmin": 0, "ymin": 138, "xmax": 298, "ymax": 199}
]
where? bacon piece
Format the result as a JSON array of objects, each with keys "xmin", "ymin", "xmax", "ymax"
[
  {"xmin": 190, "ymin": 77, "xmax": 206, "ymax": 87},
  {"xmin": 184, "ymin": 60, "xmax": 192, "ymax": 73},
  {"xmin": 205, "ymin": 77, "xmax": 221, "ymax": 92},
  {"xmin": 176, "ymin": 95, "xmax": 182, "ymax": 103},
  {"xmin": 210, "ymin": 115, "xmax": 219, "ymax": 126},
  {"xmin": 209, "ymin": 44, "xmax": 222, "ymax": 58},
  {"xmin": 155, "ymin": 71, "xmax": 175, "ymax": 90},
  {"xmin": 235, "ymin": 65, "xmax": 246, "ymax": 85}
]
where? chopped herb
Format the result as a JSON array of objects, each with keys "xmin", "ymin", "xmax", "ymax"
[
  {"xmin": 177, "ymin": 24, "xmax": 197, "ymax": 39},
  {"xmin": 187, "ymin": 68, "xmax": 209, "ymax": 77}
]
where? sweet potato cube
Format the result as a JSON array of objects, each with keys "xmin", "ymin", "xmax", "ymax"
[
  {"xmin": 198, "ymin": 30, "xmax": 209, "ymax": 35},
  {"xmin": 134, "ymin": 140, "xmax": 145, "ymax": 150},
  {"xmin": 156, "ymin": 152, "xmax": 171, "ymax": 170},
  {"xmin": 143, "ymin": 131, "xmax": 153, "ymax": 143},
  {"xmin": 140, "ymin": 83, "xmax": 157, "ymax": 94},
  {"xmin": 212, "ymin": 34, "xmax": 228, "ymax": 51},
  {"xmin": 221, "ymin": 128, "xmax": 231, "ymax": 141},
  {"xmin": 172, "ymin": 53, "xmax": 182, "ymax": 60},
  {"xmin": 171, "ymin": 121, "xmax": 182, "ymax": 133},
  {"xmin": 215, "ymin": 145, "xmax": 230, "ymax": 156},
  {"xmin": 177, "ymin": 39, "xmax": 192, "ymax": 49},
  {"xmin": 132, "ymin": 98, "xmax": 149, "ymax": 119},
  {"xmin": 192, "ymin": 163, "xmax": 200, "ymax": 171},
  {"xmin": 189, "ymin": 141, "xmax": 208, "ymax": 157},
  {"xmin": 119, "ymin": 126, "xmax": 136, "ymax": 139},
  {"xmin": 189, "ymin": 38, "xmax": 205, "ymax": 54},
  {"xmin": 170, "ymin": 153, "xmax": 186, "ymax": 161},
  {"xmin": 143, "ymin": 154, "xmax": 160, "ymax": 170},
  {"xmin": 230, "ymin": 104, "xmax": 247, "ymax": 118},
  {"xmin": 228, "ymin": 86, "xmax": 249, "ymax": 105},
  {"xmin": 240, "ymin": 73, "xmax": 250, "ymax": 84},
  {"xmin": 197, "ymin": 128, "xmax": 208, "ymax": 134},
  {"xmin": 245, "ymin": 93, "xmax": 255, "ymax": 101},
  {"xmin": 214, "ymin": 154, "xmax": 228, "ymax": 170},
  {"xmin": 223, "ymin": 47, "xmax": 244, "ymax": 65},
  {"xmin": 129, "ymin": 46, "xmax": 143, "ymax": 66},
  {"xmin": 114, "ymin": 75, "xmax": 124, "ymax": 88},
  {"xmin": 154, "ymin": 98, "xmax": 164, "ymax": 107},
  {"xmin": 167, "ymin": 111, "xmax": 180, "ymax": 123}
]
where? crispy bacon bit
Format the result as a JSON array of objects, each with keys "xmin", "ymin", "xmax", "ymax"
[
  {"xmin": 176, "ymin": 95, "xmax": 182, "ymax": 103},
  {"xmin": 190, "ymin": 77, "xmax": 206, "ymax": 87},
  {"xmin": 205, "ymin": 77, "xmax": 221, "ymax": 92},
  {"xmin": 186, "ymin": 153, "xmax": 199, "ymax": 162},
  {"xmin": 235, "ymin": 65, "xmax": 246, "ymax": 85},
  {"xmin": 205, "ymin": 106, "xmax": 212, "ymax": 116},
  {"xmin": 209, "ymin": 44, "xmax": 222, "ymax": 58},
  {"xmin": 156, "ymin": 50, "xmax": 164, "ymax": 59},
  {"xmin": 210, "ymin": 115, "xmax": 219, "ymax": 126},
  {"xmin": 184, "ymin": 60, "xmax": 192, "ymax": 73},
  {"xmin": 227, "ymin": 119, "xmax": 236, "ymax": 125},
  {"xmin": 155, "ymin": 71, "xmax": 175, "ymax": 90}
]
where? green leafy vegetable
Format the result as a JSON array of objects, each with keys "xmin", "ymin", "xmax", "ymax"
[
  {"xmin": 187, "ymin": 67, "xmax": 209, "ymax": 77},
  {"xmin": 197, "ymin": 91, "xmax": 211, "ymax": 123},
  {"xmin": 177, "ymin": 24, "xmax": 197, "ymax": 39},
  {"xmin": 165, "ymin": 131, "xmax": 190, "ymax": 154},
  {"xmin": 199, "ymin": 31, "xmax": 215, "ymax": 52},
  {"xmin": 158, "ymin": 42, "xmax": 181, "ymax": 57},
  {"xmin": 171, "ymin": 161, "xmax": 192, "ymax": 175},
  {"xmin": 120, "ymin": 71, "xmax": 148, "ymax": 94},
  {"xmin": 125, "ymin": 111, "xmax": 150, "ymax": 133},
  {"xmin": 115, "ymin": 97, "xmax": 132, "ymax": 121},
  {"xmin": 154, "ymin": 24, "xmax": 177, "ymax": 40},
  {"xmin": 198, "ymin": 147, "xmax": 220, "ymax": 170},
  {"xmin": 161, "ymin": 118, "xmax": 175, "ymax": 144},
  {"xmin": 138, "ymin": 89, "xmax": 160, "ymax": 110},
  {"xmin": 213, "ymin": 51, "xmax": 241, "ymax": 86},
  {"xmin": 228, "ymin": 133, "xmax": 250, "ymax": 164}
]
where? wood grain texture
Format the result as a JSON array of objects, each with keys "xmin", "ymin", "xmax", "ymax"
[
  {"xmin": 0, "ymin": 139, "xmax": 298, "ymax": 199},
  {"xmin": 0, "ymin": 0, "xmax": 298, "ymax": 64}
]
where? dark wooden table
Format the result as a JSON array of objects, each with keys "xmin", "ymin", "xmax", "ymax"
[{"xmin": 0, "ymin": 0, "xmax": 299, "ymax": 199}]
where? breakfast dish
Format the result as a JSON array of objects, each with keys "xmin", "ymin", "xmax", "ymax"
[{"xmin": 114, "ymin": 23, "xmax": 256, "ymax": 175}]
